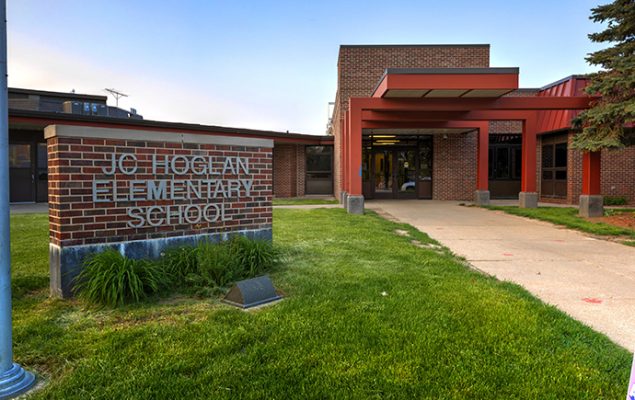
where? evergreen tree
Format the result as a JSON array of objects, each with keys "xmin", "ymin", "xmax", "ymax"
[{"xmin": 572, "ymin": 0, "xmax": 635, "ymax": 151}]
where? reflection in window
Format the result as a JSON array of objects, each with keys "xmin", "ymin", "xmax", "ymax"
[
  {"xmin": 488, "ymin": 135, "xmax": 521, "ymax": 181},
  {"xmin": 495, "ymin": 148, "xmax": 510, "ymax": 179},
  {"xmin": 542, "ymin": 145, "xmax": 554, "ymax": 168},
  {"xmin": 306, "ymin": 146, "xmax": 332, "ymax": 172},
  {"xmin": 541, "ymin": 138, "xmax": 568, "ymax": 198},
  {"xmin": 555, "ymin": 143, "xmax": 567, "ymax": 168},
  {"xmin": 37, "ymin": 143, "xmax": 48, "ymax": 169},
  {"xmin": 418, "ymin": 145, "xmax": 432, "ymax": 180},
  {"xmin": 513, "ymin": 148, "xmax": 522, "ymax": 179},
  {"xmin": 9, "ymin": 144, "xmax": 30, "ymax": 168}
]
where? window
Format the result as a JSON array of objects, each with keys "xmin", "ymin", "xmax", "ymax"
[
  {"xmin": 9, "ymin": 144, "xmax": 30, "ymax": 168},
  {"xmin": 37, "ymin": 143, "xmax": 48, "ymax": 169},
  {"xmin": 488, "ymin": 135, "xmax": 521, "ymax": 180},
  {"xmin": 541, "ymin": 137, "xmax": 568, "ymax": 198},
  {"xmin": 305, "ymin": 145, "xmax": 333, "ymax": 195},
  {"xmin": 542, "ymin": 142, "xmax": 567, "ymax": 181},
  {"xmin": 306, "ymin": 146, "xmax": 332, "ymax": 172}
]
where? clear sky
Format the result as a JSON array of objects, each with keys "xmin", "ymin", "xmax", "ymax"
[{"xmin": 7, "ymin": 0, "xmax": 607, "ymax": 135}]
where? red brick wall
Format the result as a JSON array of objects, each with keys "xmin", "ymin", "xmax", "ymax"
[
  {"xmin": 600, "ymin": 145, "xmax": 635, "ymax": 204},
  {"xmin": 567, "ymin": 133, "xmax": 584, "ymax": 204},
  {"xmin": 331, "ymin": 45, "xmax": 490, "ymax": 199},
  {"xmin": 273, "ymin": 144, "xmax": 306, "ymax": 197},
  {"xmin": 48, "ymin": 132, "xmax": 273, "ymax": 247},
  {"xmin": 432, "ymin": 132, "xmax": 477, "ymax": 200}
]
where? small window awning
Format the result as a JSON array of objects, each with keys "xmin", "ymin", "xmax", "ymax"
[{"xmin": 372, "ymin": 68, "xmax": 519, "ymax": 99}]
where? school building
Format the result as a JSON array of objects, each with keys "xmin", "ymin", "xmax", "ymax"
[{"xmin": 7, "ymin": 44, "xmax": 635, "ymax": 213}]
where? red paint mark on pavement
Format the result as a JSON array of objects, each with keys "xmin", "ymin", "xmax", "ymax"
[
  {"xmin": 553, "ymin": 239, "xmax": 565, "ymax": 242},
  {"xmin": 502, "ymin": 253, "xmax": 513, "ymax": 257},
  {"xmin": 582, "ymin": 298, "xmax": 602, "ymax": 304}
]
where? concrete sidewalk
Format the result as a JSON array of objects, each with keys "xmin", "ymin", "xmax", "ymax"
[
  {"xmin": 10, "ymin": 203, "xmax": 48, "ymax": 214},
  {"xmin": 366, "ymin": 200, "xmax": 635, "ymax": 351}
]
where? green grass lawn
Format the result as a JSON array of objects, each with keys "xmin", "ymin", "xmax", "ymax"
[
  {"xmin": 272, "ymin": 198, "xmax": 339, "ymax": 206},
  {"xmin": 485, "ymin": 206, "xmax": 635, "ymax": 241},
  {"xmin": 10, "ymin": 210, "xmax": 631, "ymax": 399}
]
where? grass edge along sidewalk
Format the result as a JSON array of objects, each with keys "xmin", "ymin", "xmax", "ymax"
[
  {"xmin": 272, "ymin": 198, "xmax": 339, "ymax": 206},
  {"xmin": 9, "ymin": 210, "xmax": 633, "ymax": 399},
  {"xmin": 484, "ymin": 205, "xmax": 635, "ymax": 246}
]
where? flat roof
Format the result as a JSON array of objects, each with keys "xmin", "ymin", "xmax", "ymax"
[
  {"xmin": 9, "ymin": 87, "xmax": 107, "ymax": 102},
  {"xmin": 8, "ymin": 109, "xmax": 332, "ymax": 144},
  {"xmin": 383, "ymin": 67, "xmax": 518, "ymax": 75},
  {"xmin": 340, "ymin": 44, "xmax": 489, "ymax": 48}
]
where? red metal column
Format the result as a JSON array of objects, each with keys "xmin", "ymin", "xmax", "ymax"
[
  {"xmin": 581, "ymin": 151, "xmax": 601, "ymax": 195},
  {"xmin": 348, "ymin": 99, "xmax": 363, "ymax": 196},
  {"xmin": 476, "ymin": 122, "xmax": 489, "ymax": 191},
  {"xmin": 521, "ymin": 115, "xmax": 537, "ymax": 193},
  {"xmin": 340, "ymin": 110, "xmax": 351, "ymax": 192}
]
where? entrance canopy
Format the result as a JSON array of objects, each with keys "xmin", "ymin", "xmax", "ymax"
[
  {"xmin": 372, "ymin": 68, "xmax": 519, "ymax": 99},
  {"xmin": 341, "ymin": 68, "xmax": 595, "ymax": 213}
]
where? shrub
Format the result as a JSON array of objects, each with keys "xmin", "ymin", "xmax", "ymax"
[
  {"xmin": 168, "ymin": 236, "xmax": 278, "ymax": 293},
  {"xmin": 604, "ymin": 196, "xmax": 628, "ymax": 206},
  {"xmin": 74, "ymin": 249, "xmax": 172, "ymax": 307},
  {"xmin": 231, "ymin": 236, "xmax": 278, "ymax": 277},
  {"xmin": 161, "ymin": 246, "xmax": 198, "ymax": 284},
  {"xmin": 191, "ymin": 240, "xmax": 241, "ymax": 290},
  {"xmin": 74, "ymin": 237, "xmax": 279, "ymax": 305}
]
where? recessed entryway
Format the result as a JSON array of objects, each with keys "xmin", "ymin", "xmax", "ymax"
[{"xmin": 362, "ymin": 135, "xmax": 432, "ymax": 200}]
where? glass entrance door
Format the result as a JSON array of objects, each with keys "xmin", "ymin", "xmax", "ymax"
[
  {"xmin": 364, "ymin": 136, "xmax": 433, "ymax": 200},
  {"xmin": 396, "ymin": 150, "xmax": 416, "ymax": 198},
  {"xmin": 372, "ymin": 149, "xmax": 417, "ymax": 199},
  {"xmin": 373, "ymin": 150, "xmax": 393, "ymax": 197}
]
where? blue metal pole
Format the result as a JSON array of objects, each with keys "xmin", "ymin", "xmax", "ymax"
[{"xmin": 0, "ymin": 1, "xmax": 35, "ymax": 398}]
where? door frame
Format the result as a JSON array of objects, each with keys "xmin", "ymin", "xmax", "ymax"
[{"xmin": 369, "ymin": 147, "xmax": 418, "ymax": 199}]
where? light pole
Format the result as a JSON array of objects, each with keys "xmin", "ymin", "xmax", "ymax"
[{"xmin": 0, "ymin": 1, "xmax": 35, "ymax": 398}]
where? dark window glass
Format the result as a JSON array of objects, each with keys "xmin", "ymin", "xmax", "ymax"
[
  {"xmin": 513, "ymin": 147, "xmax": 522, "ymax": 179},
  {"xmin": 418, "ymin": 144, "xmax": 432, "ymax": 180},
  {"xmin": 555, "ymin": 143, "xmax": 567, "ymax": 167},
  {"xmin": 37, "ymin": 143, "xmax": 47, "ymax": 168},
  {"xmin": 306, "ymin": 146, "xmax": 332, "ymax": 172},
  {"xmin": 555, "ymin": 170, "xmax": 567, "ymax": 180},
  {"xmin": 488, "ymin": 148, "xmax": 494, "ymax": 179},
  {"xmin": 362, "ymin": 147, "xmax": 370, "ymax": 181},
  {"xmin": 495, "ymin": 148, "xmax": 510, "ymax": 179},
  {"xmin": 490, "ymin": 135, "xmax": 522, "ymax": 145},
  {"xmin": 542, "ymin": 171, "xmax": 553, "ymax": 179},
  {"xmin": 9, "ymin": 144, "xmax": 30, "ymax": 168},
  {"xmin": 307, "ymin": 172, "xmax": 331, "ymax": 179},
  {"xmin": 542, "ymin": 145, "xmax": 554, "ymax": 168}
]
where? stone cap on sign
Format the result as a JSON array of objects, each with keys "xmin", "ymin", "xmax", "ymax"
[{"xmin": 44, "ymin": 124, "xmax": 274, "ymax": 148}]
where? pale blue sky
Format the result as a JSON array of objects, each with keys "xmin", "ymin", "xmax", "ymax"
[{"xmin": 7, "ymin": 0, "xmax": 607, "ymax": 135}]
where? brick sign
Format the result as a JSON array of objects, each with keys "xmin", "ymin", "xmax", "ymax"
[{"xmin": 45, "ymin": 125, "xmax": 273, "ymax": 297}]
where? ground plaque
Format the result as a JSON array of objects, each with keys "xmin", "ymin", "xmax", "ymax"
[{"xmin": 46, "ymin": 125, "xmax": 273, "ymax": 297}]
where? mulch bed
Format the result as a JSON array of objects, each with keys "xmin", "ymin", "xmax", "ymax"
[{"xmin": 589, "ymin": 211, "xmax": 635, "ymax": 229}]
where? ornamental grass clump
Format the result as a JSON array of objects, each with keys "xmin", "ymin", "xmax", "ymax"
[
  {"xmin": 161, "ymin": 245, "xmax": 199, "ymax": 284},
  {"xmin": 185, "ymin": 236, "xmax": 279, "ymax": 294},
  {"xmin": 231, "ymin": 235, "xmax": 278, "ymax": 277},
  {"xmin": 74, "ymin": 237, "xmax": 279, "ymax": 306},
  {"xmin": 74, "ymin": 249, "xmax": 172, "ymax": 307}
]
